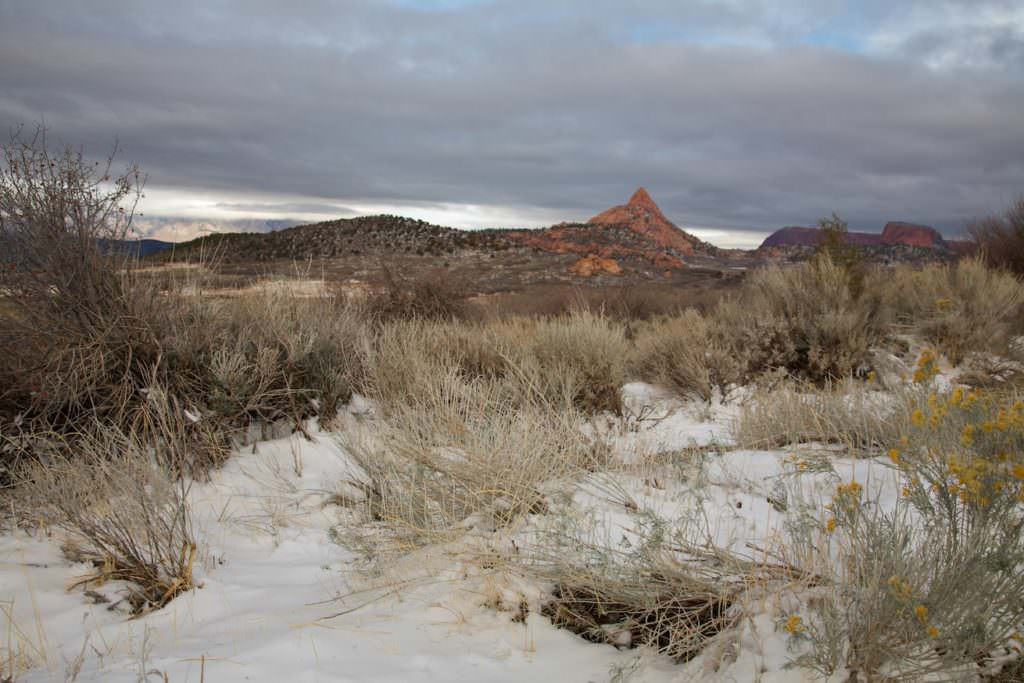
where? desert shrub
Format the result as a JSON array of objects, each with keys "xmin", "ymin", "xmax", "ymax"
[
  {"xmin": 969, "ymin": 196, "xmax": 1024, "ymax": 276},
  {"xmin": 15, "ymin": 425, "xmax": 198, "ymax": 615},
  {"xmin": 733, "ymin": 381, "xmax": 913, "ymax": 454},
  {"xmin": 883, "ymin": 258, "xmax": 1024, "ymax": 365},
  {"xmin": 361, "ymin": 267, "xmax": 471, "ymax": 323},
  {"xmin": 629, "ymin": 310, "xmax": 741, "ymax": 402},
  {"xmin": 168, "ymin": 291, "xmax": 367, "ymax": 430},
  {"xmin": 720, "ymin": 256, "xmax": 886, "ymax": 383},
  {"xmin": 787, "ymin": 386, "xmax": 1024, "ymax": 679}
]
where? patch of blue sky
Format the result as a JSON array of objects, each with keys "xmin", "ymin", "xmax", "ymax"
[{"xmin": 389, "ymin": 0, "xmax": 494, "ymax": 11}]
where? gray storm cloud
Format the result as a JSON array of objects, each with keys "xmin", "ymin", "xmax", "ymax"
[{"xmin": 1, "ymin": 0, "xmax": 1022, "ymax": 241}]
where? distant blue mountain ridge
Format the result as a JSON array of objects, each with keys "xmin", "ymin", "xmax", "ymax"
[{"xmin": 96, "ymin": 238, "xmax": 177, "ymax": 257}]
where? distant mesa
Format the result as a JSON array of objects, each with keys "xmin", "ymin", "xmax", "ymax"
[{"xmin": 760, "ymin": 221, "xmax": 953, "ymax": 251}]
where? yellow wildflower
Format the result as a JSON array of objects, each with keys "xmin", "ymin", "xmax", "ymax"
[
  {"xmin": 784, "ymin": 615, "xmax": 803, "ymax": 634},
  {"xmin": 914, "ymin": 605, "xmax": 928, "ymax": 624},
  {"xmin": 826, "ymin": 518, "xmax": 836, "ymax": 533}
]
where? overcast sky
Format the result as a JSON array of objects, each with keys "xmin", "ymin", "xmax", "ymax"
[{"xmin": 1, "ymin": 1, "xmax": 1022, "ymax": 247}]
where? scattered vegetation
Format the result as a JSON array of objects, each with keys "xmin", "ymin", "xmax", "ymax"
[{"xmin": 4, "ymin": 132, "xmax": 1023, "ymax": 680}]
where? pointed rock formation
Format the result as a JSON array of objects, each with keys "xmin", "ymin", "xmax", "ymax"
[{"xmin": 588, "ymin": 187, "xmax": 706, "ymax": 256}]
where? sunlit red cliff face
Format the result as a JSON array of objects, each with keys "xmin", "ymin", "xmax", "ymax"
[{"xmin": 507, "ymin": 188, "xmax": 710, "ymax": 275}]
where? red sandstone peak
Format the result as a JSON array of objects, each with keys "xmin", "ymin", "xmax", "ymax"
[
  {"xmin": 628, "ymin": 187, "xmax": 656, "ymax": 209},
  {"xmin": 589, "ymin": 187, "xmax": 705, "ymax": 256}
]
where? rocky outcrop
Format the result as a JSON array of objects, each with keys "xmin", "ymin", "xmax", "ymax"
[
  {"xmin": 568, "ymin": 255, "xmax": 623, "ymax": 277},
  {"xmin": 588, "ymin": 188, "xmax": 707, "ymax": 256}
]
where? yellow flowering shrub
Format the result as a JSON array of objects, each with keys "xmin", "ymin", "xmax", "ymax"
[
  {"xmin": 792, "ymin": 385, "xmax": 1024, "ymax": 679},
  {"xmin": 895, "ymin": 388, "xmax": 1024, "ymax": 525}
]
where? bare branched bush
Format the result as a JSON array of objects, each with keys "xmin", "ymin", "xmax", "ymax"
[
  {"xmin": 0, "ymin": 126, "xmax": 152, "ymax": 431},
  {"xmin": 883, "ymin": 258, "xmax": 1024, "ymax": 365},
  {"xmin": 15, "ymin": 426, "xmax": 198, "ymax": 615},
  {"xmin": 969, "ymin": 196, "xmax": 1024, "ymax": 276}
]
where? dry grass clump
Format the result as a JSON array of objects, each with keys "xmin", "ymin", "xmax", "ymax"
[
  {"xmin": 337, "ymin": 372, "xmax": 604, "ymax": 556},
  {"xmin": 14, "ymin": 426, "xmax": 198, "ymax": 616},
  {"xmin": 732, "ymin": 381, "xmax": 913, "ymax": 454},
  {"xmin": 154, "ymin": 290, "xmax": 366, "ymax": 431},
  {"xmin": 365, "ymin": 310, "xmax": 628, "ymax": 416},
  {"xmin": 786, "ymin": 386, "xmax": 1024, "ymax": 680},
  {"xmin": 883, "ymin": 257, "xmax": 1024, "ymax": 365}
]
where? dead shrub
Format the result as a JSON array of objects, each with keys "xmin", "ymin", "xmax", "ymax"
[
  {"xmin": 969, "ymin": 196, "xmax": 1024, "ymax": 276},
  {"xmin": 542, "ymin": 577, "xmax": 733, "ymax": 662}
]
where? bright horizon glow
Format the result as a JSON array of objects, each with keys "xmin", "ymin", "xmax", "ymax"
[{"xmin": 134, "ymin": 185, "xmax": 770, "ymax": 249}]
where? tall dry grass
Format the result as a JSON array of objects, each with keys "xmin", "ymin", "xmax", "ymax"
[{"xmin": 14, "ymin": 425, "xmax": 198, "ymax": 615}]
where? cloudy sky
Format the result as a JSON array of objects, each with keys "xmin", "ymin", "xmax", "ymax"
[{"xmin": 1, "ymin": 0, "xmax": 1022, "ymax": 247}]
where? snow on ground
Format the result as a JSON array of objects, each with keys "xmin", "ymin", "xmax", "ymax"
[{"xmin": 1, "ymin": 388, "xmax": 894, "ymax": 682}]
